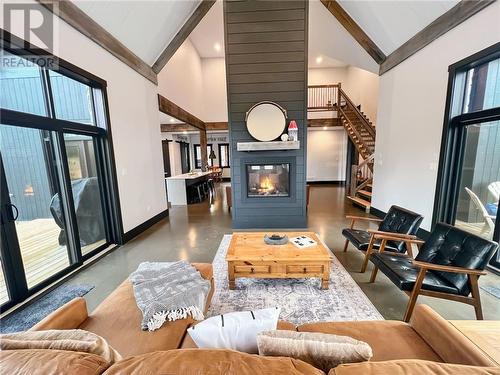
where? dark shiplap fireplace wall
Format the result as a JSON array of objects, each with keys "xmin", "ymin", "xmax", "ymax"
[{"xmin": 224, "ymin": 0, "xmax": 308, "ymax": 228}]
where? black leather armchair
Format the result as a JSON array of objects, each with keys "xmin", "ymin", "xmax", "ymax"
[
  {"xmin": 369, "ymin": 222, "xmax": 498, "ymax": 322},
  {"xmin": 342, "ymin": 205, "xmax": 424, "ymax": 273}
]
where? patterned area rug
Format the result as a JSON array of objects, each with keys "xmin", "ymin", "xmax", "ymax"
[{"xmin": 208, "ymin": 235, "xmax": 383, "ymax": 324}]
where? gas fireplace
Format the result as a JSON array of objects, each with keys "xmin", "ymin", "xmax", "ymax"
[{"xmin": 246, "ymin": 163, "xmax": 290, "ymax": 197}]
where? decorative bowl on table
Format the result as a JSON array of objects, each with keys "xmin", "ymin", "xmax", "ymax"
[{"xmin": 264, "ymin": 234, "xmax": 288, "ymax": 245}]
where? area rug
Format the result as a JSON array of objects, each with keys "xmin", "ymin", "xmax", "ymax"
[
  {"xmin": 481, "ymin": 284, "xmax": 500, "ymax": 299},
  {"xmin": 0, "ymin": 284, "xmax": 94, "ymax": 333},
  {"xmin": 208, "ymin": 235, "xmax": 383, "ymax": 324}
]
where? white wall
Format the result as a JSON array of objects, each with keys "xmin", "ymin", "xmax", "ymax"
[
  {"xmin": 308, "ymin": 67, "xmax": 347, "ymax": 85},
  {"xmin": 345, "ymin": 66, "xmax": 380, "ymax": 124},
  {"xmin": 158, "ymin": 39, "xmax": 204, "ymax": 119},
  {"xmin": 202, "ymin": 58, "xmax": 228, "ymax": 122},
  {"xmin": 307, "ymin": 128, "xmax": 347, "ymax": 182},
  {"xmin": 372, "ymin": 2, "xmax": 500, "ymax": 231},
  {"xmin": 3, "ymin": 0, "xmax": 167, "ymax": 233}
]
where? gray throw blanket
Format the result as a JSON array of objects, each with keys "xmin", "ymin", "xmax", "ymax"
[{"xmin": 129, "ymin": 261, "xmax": 211, "ymax": 332}]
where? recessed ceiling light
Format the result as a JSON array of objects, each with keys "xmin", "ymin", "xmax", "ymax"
[
  {"xmin": 323, "ymin": 126, "xmax": 327, "ymax": 130},
  {"xmin": 214, "ymin": 43, "xmax": 221, "ymax": 52},
  {"xmin": 316, "ymin": 56, "xmax": 323, "ymax": 64},
  {"xmin": 183, "ymin": 131, "xmax": 188, "ymax": 135},
  {"xmin": 170, "ymin": 118, "xmax": 175, "ymax": 123}
]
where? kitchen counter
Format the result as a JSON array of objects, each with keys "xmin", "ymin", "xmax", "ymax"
[{"xmin": 166, "ymin": 171, "xmax": 212, "ymax": 205}]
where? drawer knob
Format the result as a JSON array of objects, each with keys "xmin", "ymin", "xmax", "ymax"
[
  {"xmin": 303, "ymin": 267, "xmax": 307, "ymax": 273},
  {"xmin": 251, "ymin": 267, "xmax": 254, "ymax": 273}
]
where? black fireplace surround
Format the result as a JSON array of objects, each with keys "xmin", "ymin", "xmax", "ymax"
[{"xmin": 246, "ymin": 163, "xmax": 290, "ymax": 198}]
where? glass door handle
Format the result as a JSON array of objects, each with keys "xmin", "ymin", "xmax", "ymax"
[{"xmin": 6, "ymin": 203, "xmax": 19, "ymax": 221}]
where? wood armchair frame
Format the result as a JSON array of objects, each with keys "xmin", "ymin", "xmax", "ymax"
[
  {"xmin": 369, "ymin": 233, "xmax": 486, "ymax": 322},
  {"xmin": 343, "ymin": 215, "xmax": 420, "ymax": 273}
]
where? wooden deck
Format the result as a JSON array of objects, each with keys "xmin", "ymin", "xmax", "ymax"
[{"xmin": 0, "ymin": 218, "xmax": 105, "ymax": 305}]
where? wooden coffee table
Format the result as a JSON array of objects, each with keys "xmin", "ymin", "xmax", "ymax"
[{"xmin": 226, "ymin": 232, "xmax": 332, "ymax": 290}]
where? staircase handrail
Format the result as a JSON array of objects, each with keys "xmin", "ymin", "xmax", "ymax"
[
  {"xmin": 339, "ymin": 88, "xmax": 376, "ymax": 139},
  {"xmin": 338, "ymin": 106, "xmax": 372, "ymax": 156},
  {"xmin": 358, "ymin": 154, "xmax": 374, "ymax": 169}
]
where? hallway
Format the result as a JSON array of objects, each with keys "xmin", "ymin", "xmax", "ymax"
[{"xmin": 67, "ymin": 184, "xmax": 500, "ymax": 320}]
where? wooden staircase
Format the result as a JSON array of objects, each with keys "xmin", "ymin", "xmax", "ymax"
[
  {"xmin": 337, "ymin": 88, "xmax": 376, "ymax": 211},
  {"xmin": 307, "ymin": 84, "xmax": 376, "ymax": 211}
]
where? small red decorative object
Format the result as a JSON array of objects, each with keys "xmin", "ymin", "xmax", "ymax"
[{"xmin": 288, "ymin": 120, "xmax": 298, "ymax": 141}]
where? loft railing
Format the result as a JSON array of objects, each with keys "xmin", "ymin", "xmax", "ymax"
[{"xmin": 307, "ymin": 84, "xmax": 340, "ymax": 111}]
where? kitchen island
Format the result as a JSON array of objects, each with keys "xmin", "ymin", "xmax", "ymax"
[{"xmin": 166, "ymin": 171, "xmax": 212, "ymax": 205}]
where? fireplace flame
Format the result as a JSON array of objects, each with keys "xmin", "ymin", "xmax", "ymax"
[{"xmin": 260, "ymin": 177, "xmax": 274, "ymax": 191}]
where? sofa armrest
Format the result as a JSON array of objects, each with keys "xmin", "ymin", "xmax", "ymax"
[
  {"xmin": 410, "ymin": 304, "xmax": 495, "ymax": 367},
  {"xmin": 30, "ymin": 297, "xmax": 89, "ymax": 331}
]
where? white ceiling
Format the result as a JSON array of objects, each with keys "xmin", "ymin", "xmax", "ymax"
[
  {"xmin": 73, "ymin": 0, "xmax": 201, "ymax": 65},
  {"xmin": 159, "ymin": 111, "xmax": 183, "ymax": 125},
  {"xmin": 338, "ymin": 0, "xmax": 459, "ymax": 56},
  {"xmin": 189, "ymin": 0, "xmax": 225, "ymax": 58}
]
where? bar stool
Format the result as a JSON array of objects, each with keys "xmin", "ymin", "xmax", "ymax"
[{"xmin": 208, "ymin": 178, "xmax": 216, "ymax": 198}]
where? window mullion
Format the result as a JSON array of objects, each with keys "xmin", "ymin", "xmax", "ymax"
[{"xmin": 40, "ymin": 68, "xmax": 56, "ymax": 119}]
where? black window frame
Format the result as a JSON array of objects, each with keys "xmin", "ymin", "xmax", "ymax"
[
  {"xmin": 0, "ymin": 30, "xmax": 123, "ymax": 312},
  {"xmin": 218, "ymin": 143, "xmax": 230, "ymax": 168},
  {"xmin": 193, "ymin": 143, "xmax": 213, "ymax": 169},
  {"xmin": 433, "ymin": 42, "xmax": 500, "ymax": 270}
]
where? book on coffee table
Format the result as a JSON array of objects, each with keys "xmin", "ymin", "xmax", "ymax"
[{"xmin": 290, "ymin": 235, "xmax": 317, "ymax": 249}]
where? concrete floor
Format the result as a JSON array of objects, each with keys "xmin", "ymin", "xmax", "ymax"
[{"xmin": 68, "ymin": 184, "xmax": 500, "ymax": 320}]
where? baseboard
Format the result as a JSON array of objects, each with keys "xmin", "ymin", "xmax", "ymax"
[
  {"xmin": 369, "ymin": 206, "xmax": 431, "ymax": 240},
  {"xmin": 307, "ymin": 180, "xmax": 346, "ymax": 185},
  {"xmin": 121, "ymin": 209, "xmax": 169, "ymax": 244}
]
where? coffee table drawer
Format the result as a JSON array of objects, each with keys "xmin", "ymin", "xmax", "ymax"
[
  {"xmin": 286, "ymin": 265, "xmax": 324, "ymax": 274},
  {"xmin": 234, "ymin": 265, "xmax": 270, "ymax": 274}
]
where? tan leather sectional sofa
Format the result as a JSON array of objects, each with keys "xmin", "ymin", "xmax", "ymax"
[{"xmin": 1, "ymin": 262, "xmax": 499, "ymax": 374}]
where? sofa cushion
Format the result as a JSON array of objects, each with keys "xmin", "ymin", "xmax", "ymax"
[
  {"xmin": 329, "ymin": 360, "xmax": 500, "ymax": 375},
  {"xmin": 79, "ymin": 263, "xmax": 213, "ymax": 358},
  {"xmin": 369, "ymin": 252, "xmax": 460, "ymax": 294},
  {"xmin": 103, "ymin": 349, "xmax": 325, "ymax": 375},
  {"xmin": 297, "ymin": 320, "xmax": 441, "ymax": 362},
  {"xmin": 0, "ymin": 349, "xmax": 110, "ymax": 375},
  {"xmin": 31, "ymin": 297, "xmax": 88, "ymax": 331}
]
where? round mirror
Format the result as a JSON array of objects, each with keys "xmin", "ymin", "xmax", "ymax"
[{"xmin": 246, "ymin": 102, "xmax": 287, "ymax": 142}]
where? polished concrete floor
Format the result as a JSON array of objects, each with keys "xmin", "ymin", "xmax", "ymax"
[{"xmin": 68, "ymin": 184, "xmax": 500, "ymax": 320}]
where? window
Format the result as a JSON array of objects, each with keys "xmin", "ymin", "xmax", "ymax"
[
  {"xmin": 0, "ymin": 37, "xmax": 120, "ymax": 311},
  {"xmin": 218, "ymin": 143, "xmax": 230, "ymax": 168},
  {"xmin": 434, "ymin": 44, "xmax": 500, "ymax": 270},
  {"xmin": 194, "ymin": 144, "xmax": 213, "ymax": 169}
]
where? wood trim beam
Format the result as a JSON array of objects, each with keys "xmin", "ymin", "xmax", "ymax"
[
  {"xmin": 320, "ymin": 0, "xmax": 386, "ymax": 64},
  {"xmin": 158, "ymin": 94, "xmax": 205, "ymax": 130},
  {"xmin": 152, "ymin": 0, "xmax": 216, "ymax": 74},
  {"xmin": 160, "ymin": 123, "xmax": 199, "ymax": 132},
  {"xmin": 205, "ymin": 122, "xmax": 228, "ymax": 131},
  {"xmin": 308, "ymin": 118, "xmax": 340, "ymax": 128},
  {"xmin": 380, "ymin": 0, "xmax": 496, "ymax": 75},
  {"xmin": 37, "ymin": 0, "xmax": 157, "ymax": 84}
]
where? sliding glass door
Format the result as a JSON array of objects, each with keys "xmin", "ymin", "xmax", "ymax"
[
  {"xmin": 435, "ymin": 45, "xmax": 500, "ymax": 270},
  {"xmin": 0, "ymin": 40, "xmax": 121, "ymax": 311}
]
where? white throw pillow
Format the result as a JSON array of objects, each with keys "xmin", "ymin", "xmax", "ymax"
[{"xmin": 187, "ymin": 307, "xmax": 281, "ymax": 353}]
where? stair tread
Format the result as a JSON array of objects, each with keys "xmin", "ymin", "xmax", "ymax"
[
  {"xmin": 357, "ymin": 190, "xmax": 372, "ymax": 197},
  {"xmin": 347, "ymin": 196, "xmax": 371, "ymax": 208}
]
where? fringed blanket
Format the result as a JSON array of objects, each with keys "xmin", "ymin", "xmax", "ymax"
[{"xmin": 129, "ymin": 261, "xmax": 211, "ymax": 332}]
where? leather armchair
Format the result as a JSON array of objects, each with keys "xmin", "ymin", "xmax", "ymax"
[
  {"xmin": 369, "ymin": 222, "xmax": 498, "ymax": 322},
  {"xmin": 342, "ymin": 205, "xmax": 424, "ymax": 273}
]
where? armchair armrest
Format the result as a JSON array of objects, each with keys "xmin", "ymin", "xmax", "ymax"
[
  {"xmin": 373, "ymin": 233, "xmax": 425, "ymax": 244},
  {"xmin": 367, "ymin": 229, "xmax": 417, "ymax": 240},
  {"xmin": 411, "ymin": 260, "xmax": 487, "ymax": 276},
  {"xmin": 345, "ymin": 215, "xmax": 383, "ymax": 223}
]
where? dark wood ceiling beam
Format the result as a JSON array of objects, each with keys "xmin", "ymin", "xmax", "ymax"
[
  {"xmin": 37, "ymin": 0, "xmax": 157, "ymax": 84},
  {"xmin": 160, "ymin": 123, "xmax": 199, "ymax": 132},
  {"xmin": 158, "ymin": 94, "xmax": 205, "ymax": 130},
  {"xmin": 380, "ymin": 0, "xmax": 496, "ymax": 75},
  {"xmin": 320, "ymin": 0, "xmax": 386, "ymax": 64},
  {"xmin": 205, "ymin": 122, "xmax": 228, "ymax": 131},
  {"xmin": 152, "ymin": 0, "xmax": 216, "ymax": 74}
]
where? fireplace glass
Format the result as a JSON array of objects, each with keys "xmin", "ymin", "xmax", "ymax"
[{"xmin": 247, "ymin": 164, "xmax": 290, "ymax": 197}]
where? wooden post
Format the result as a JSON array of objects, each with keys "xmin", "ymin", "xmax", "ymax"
[
  {"xmin": 200, "ymin": 129, "xmax": 208, "ymax": 172},
  {"xmin": 337, "ymin": 82, "xmax": 342, "ymax": 108}
]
